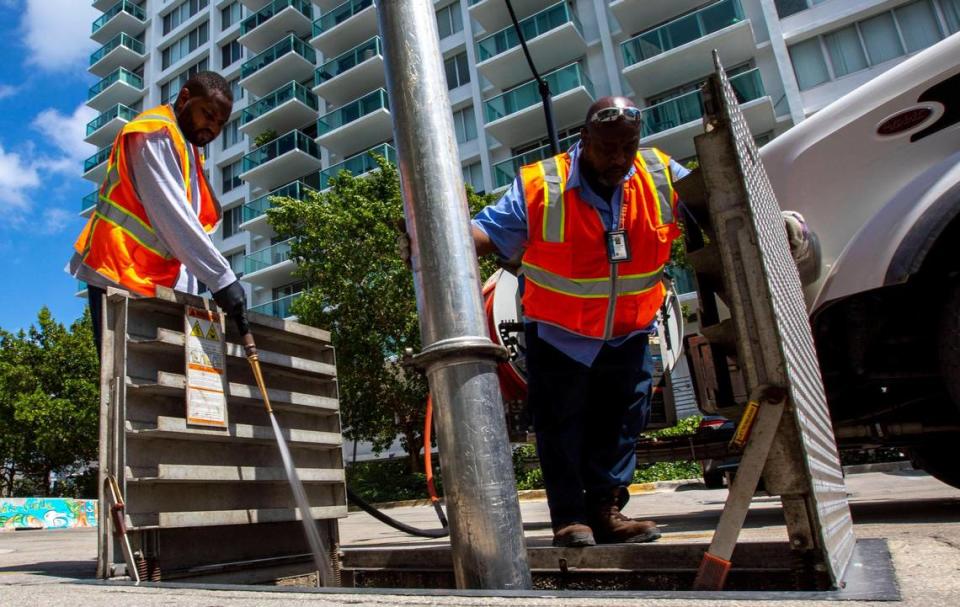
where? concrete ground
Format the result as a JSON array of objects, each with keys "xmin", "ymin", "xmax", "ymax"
[{"xmin": 1, "ymin": 469, "xmax": 958, "ymax": 606}]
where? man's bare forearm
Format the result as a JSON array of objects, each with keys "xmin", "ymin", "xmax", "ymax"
[{"xmin": 472, "ymin": 224, "xmax": 499, "ymax": 257}]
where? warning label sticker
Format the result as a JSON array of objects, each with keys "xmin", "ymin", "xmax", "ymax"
[{"xmin": 184, "ymin": 306, "xmax": 228, "ymax": 428}]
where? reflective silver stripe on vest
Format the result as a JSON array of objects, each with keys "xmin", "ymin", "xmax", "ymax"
[
  {"xmin": 522, "ymin": 262, "xmax": 664, "ymax": 299},
  {"xmin": 640, "ymin": 148, "xmax": 673, "ymax": 224},
  {"xmin": 541, "ymin": 156, "xmax": 564, "ymax": 243},
  {"xmin": 94, "ymin": 199, "xmax": 174, "ymax": 259}
]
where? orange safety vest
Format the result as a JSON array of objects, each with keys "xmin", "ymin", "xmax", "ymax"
[
  {"xmin": 520, "ymin": 147, "xmax": 680, "ymax": 339},
  {"xmin": 73, "ymin": 104, "xmax": 221, "ymax": 297}
]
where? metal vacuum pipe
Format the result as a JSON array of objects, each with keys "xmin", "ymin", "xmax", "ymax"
[{"xmin": 377, "ymin": 0, "xmax": 532, "ymax": 591}]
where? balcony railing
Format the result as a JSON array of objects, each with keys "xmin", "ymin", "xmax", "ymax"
[
  {"xmin": 240, "ymin": 0, "xmax": 313, "ymax": 36},
  {"xmin": 319, "ymin": 143, "xmax": 396, "ymax": 189},
  {"xmin": 250, "ymin": 292, "xmax": 302, "ymax": 318},
  {"xmin": 241, "ymin": 81, "xmax": 318, "ymax": 126},
  {"xmin": 314, "ymin": 36, "xmax": 381, "ymax": 86},
  {"xmin": 641, "ymin": 68, "xmax": 764, "ymax": 137},
  {"xmin": 91, "ymin": 0, "xmax": 146, "ymax": 35},
  {"xmin": 242, "ymin": 180, "xmax": 317, "ymax": 222},
  {"xmin": 316, "ymin": 88, "xmax": 389, "ymax": 135},
  {"xmin": 86, "ymin": 104, "xmax": 137, "ymax": 136},
  {"xmin": 476, "ymin": 2, "xmax": 582, "ymax": 62},
  {"xmin": 244, "ymin": 239, "xmax": 294, "ymax": 274},
  {"xmin": 241, "ymin": 130, "xmax": 320, "ymax": 173},
  {"xmin": 89, "ymin": 32, "xmax": 144, "ymax": 66},
  {"xmin": 621, "ymin": 0, "xmax": 744, "ymax": 66},
  {"xmin": 241, "ymin": 34, "xmax": 317, "ymax": 79},
  {"xmin": 313, "ymin": 0, "xmax": 374, "ymax": 36},
  {"xmin": 81, "ymin": 191, "xmax": 99, "ymax": 211},
  {"xmin": 484, "ymin": 62, "xmax": 593, "ymax": 123},
  {"xmin": 84, "ymin": 147, "xmax": 112, "ymax": 173},
  {"xmin": 88, "ymin": 68, "xmax": 143, "ymax": 100},
  {"xmin": 493, "ymin": 134, "xmax": 580, "ymax": 188}
]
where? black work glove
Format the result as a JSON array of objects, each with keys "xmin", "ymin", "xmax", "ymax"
[{"xmin": 213, "ymin": 280, "xmax": 249, "ymax": 336}]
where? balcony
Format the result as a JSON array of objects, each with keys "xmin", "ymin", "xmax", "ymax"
[
  {"xmin": 83, "ymin": 146, "xmax": 112, "ymax": 184},
  {"xmin": 608, "ymin": 0, "xmax": 704, "ymax": 39},
  {"xmin": 81, "ymin": 191, "xmax": 98, "ymax": 217},
  {"xmin": 87, "ymin": 67, "xmax": 143, "ymax": 112},
  {"xmin": 319, "ymin": 143, "xmax": 396, "ymax": 190},
  {"xmin": 239, "ymin": 34, "xmax": 317, "ymax": 98},
  {"xmin": 84, "ymin": 103, "xmax": 136, "ymax": 147},
  {"xmin": 241, "ymin": 179, "xmax": 317, "ymax": 235},
  {"xmin": 76, "ymin": 280, "xmax": 88, "ymax": 297},
  {"xmin": 639, "ymin": 68, "xmax": 774, "ymax": 160},
  {"xmin": 240, "ymin": 81, "xmax": 318, "ymax": 138},
  {"xmin": 315, "ymin": 89, "xmax": 391, "ymax": 158},
  {"xmin": 239, "ymin": 0, "xmax": 314, "ymax": 54},
  {"xmin": 313, "ymin": 36, "xmax": 384, "ymax": 107},
  {"xmin": 91, "ymin": 0, "xmax": 147, "ymax": 44},
  {"xmin": 250, "ymin": 291, "xmax": 302, "ymax": 319},
  {"xmin": 239, "ymin": 130, "xmax": 322, "ymax": 191},
  {"xmin": 492, "ymin": 133, "xmax": 579, "ymax": 189},
  {"xmin": 620, "ymin": 0, "xmax": 754, "ymax": 98},
  {"xmin": 89, "ymin": 32, "xmax": 145, "ymax": 78},
  {"xmin": 310, "ymin": 0, "xmax": 377, "ymax": 57},
  {"xmin": 484, "ymin": 62, "xmax": 594, "ymax": 148},
  {"xmin": 475, "ymin": 2, "xmax": 586, "ymax": 89},
  {"xmin": 243, "ymin": 239, "xmax": 295, "ymax": 286},
  {"xmin": 467, "ymin": 0, "xmax": 555, "ymax": 32}
]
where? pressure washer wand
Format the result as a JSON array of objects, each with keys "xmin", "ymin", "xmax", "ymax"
[{"xmin": 239, "ymin": 327, "xmax": 334, "ymax": 586}]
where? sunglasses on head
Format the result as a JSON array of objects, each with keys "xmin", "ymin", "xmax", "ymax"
[{"xmin": 589, "ymin": 106, "xmax": 643, "ymax": 124}]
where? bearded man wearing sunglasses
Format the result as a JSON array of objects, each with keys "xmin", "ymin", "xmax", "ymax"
[{"xmin": 472, "ymin": 96, "xmax": 690, "ymax": 548}]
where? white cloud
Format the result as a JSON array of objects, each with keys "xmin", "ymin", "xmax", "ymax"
[
  {"xmin": 0, "ymin": 144, "xmax": 41, "ymax": 212},
  {"xmin": 0, "ymin": 84, "xmax": 19, "ymax": 100},
  {"xmin": 21, "ymin": 0, "xmax": 98, "ymax": 71},
  {"xmin": 33, "ymin": 104, "xmax": 97, "ymax": 161},
  {"xmin": 39, "ymin": 207, "xmax": 73, "ymax": 234}
]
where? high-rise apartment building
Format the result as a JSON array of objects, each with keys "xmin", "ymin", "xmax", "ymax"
[{"xmin": 82, "ymin": 0, "xmax": 960, "ymax": 316}]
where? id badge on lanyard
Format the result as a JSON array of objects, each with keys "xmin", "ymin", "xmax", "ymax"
[{"xmin": 606, "ymin": 197, "xmax": 631, "ymax": 263}]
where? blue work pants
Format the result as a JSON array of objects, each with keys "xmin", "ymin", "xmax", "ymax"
[{"xmin": 525, "ymin": 324, "xmax": 653, "ymax": 528}]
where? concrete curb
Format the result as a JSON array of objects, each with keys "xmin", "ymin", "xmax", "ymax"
[
  {"xmin": 355, "ymin": 479, "xmax": 704, "ymax": 511},
  {"xmin": 842, "ymin": 460, "xmax": 914, "ymax": 475}
]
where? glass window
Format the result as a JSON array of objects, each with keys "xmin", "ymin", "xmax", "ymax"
[
  {"xmin": 161, "ymin": 59, "xmax": 209, "ymax": 104},
  {"xmin": 444, "ymin": 52, "xmax": 470, "ymax": 90},
  {"xmin": 452, "ymin": 106, "xmax": 477, "ymax": 144},
  {"xmin": 222, "ymin": 204, "xmax": 243, "ymax": 238},
  {"xmin": 221, "ymin": 119, "xmax": 242, "ymax": 150},
  {"xmin": 228, "ymin": 77, "xmax": 243, "ymax": 104},
  {"xmin": 221, "ymin": 39, "xmax": 243, "ymax": 68},
  {"xmin": 162, "ymin": 22, "xmax": 209, "ymax": 70},
  {"xmin": 221, "ymin": 1, "xmax": 243, "ymax": 30},
  {"xmin": 774, "ymin": 0, "xmax": 809, "ymax": 18},
  {"xmin": 436, "ymin": 2, "xmax": 463, "ymax": 39},
  {"xmin": 941, "ymin": 0, "xmax": 960, "ymax": 33},
  {"xmin": 462, "ymin": 162, "xmax": 484, "ymax": 193},
  {"xmin": 895, "ymin": 0, "xmax": 943, "ymax": 53},
  {"xmin": 221, "ymin": 160, "xmax": 243, "ymax": 195},
  {"xmin": 163, "ymin": 0, "xmax": 209, "ymax": 35},
  {"xmin": 823, "ymin": 25, "xmax": 867, "ymax": 77},
  {"xmin": 226, "ymin": 251, "xmax": 245, "ymax": 277},
  {"xmin": 860, "ymin": 13, "xmax": 903, "ymax": 65},
  {"xmin": 788, "ymin": 38, "xmax": 829, "ymax": 90}
]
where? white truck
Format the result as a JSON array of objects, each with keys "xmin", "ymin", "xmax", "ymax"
[{"xmin": 761, "ymin": 34, "xmax": 960, "ymax": 488}]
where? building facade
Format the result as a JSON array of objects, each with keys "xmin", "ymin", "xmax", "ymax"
[{"xmin": 82, "ymin": 0, "xmax": 960, "ymax": 316}]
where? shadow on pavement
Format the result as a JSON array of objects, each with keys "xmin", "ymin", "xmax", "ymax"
[{"xmin": 0, "ymin": 560, "xmax": 96, "ymax": 580}]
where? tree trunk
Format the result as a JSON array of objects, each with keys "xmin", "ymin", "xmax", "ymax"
[{"xmin": 404, "ymin": 428, "xmax": 422, "ymax": 474}]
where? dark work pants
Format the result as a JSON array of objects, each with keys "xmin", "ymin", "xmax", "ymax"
[
  {"xmin": 526, "ymin": 323, "xmax": 653, "ymax": 528},
  {"xmin": 89, "ymin": 285, "xmax": 106, "ymax": 360}
]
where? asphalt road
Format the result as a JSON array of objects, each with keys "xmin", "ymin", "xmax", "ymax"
[{"xmin": 1, "ymin": 469, "xmax": 958, "ymax": 606}]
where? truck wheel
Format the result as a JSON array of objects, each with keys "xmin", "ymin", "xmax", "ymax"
[
  {"xmin": 703, "ymin": 467, "xmax": 725, "ymax": 489},
  {"xmin": 910, "ymin": 438, "xmax": 960, "ymax": 490},
  {"xmin": 939, "ymin": 280, "xmax": 960, "ymax": 413}
]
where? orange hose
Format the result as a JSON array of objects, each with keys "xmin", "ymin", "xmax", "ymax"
[{"xmin": 424, "ymin": 393, "xmax": 440, "ymax": 503}]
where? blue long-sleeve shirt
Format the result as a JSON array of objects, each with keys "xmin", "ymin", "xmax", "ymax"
[{"xmin": 473, "ymin": 142, "xmax": 689, "ymax": 367}]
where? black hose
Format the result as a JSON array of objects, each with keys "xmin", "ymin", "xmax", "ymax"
[{"xmin": 346, "ymin": 486, "xmax": 450, "ymax": 539}]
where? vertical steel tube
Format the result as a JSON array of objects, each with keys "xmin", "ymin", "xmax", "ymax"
[{"xmin": 377, "ymin": 0, "xmax": 532, "ymax": 591}]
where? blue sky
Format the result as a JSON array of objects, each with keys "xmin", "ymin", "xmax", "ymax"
[{"xmin": 0, "ymin": 1, "xmax": 101, "ymax": 332}]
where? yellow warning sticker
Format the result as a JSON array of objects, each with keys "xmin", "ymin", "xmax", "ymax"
[
  {"xmin": 190, "ymin": 320, "xmax": 204, "ymax": 337},
  {"xmin": 205, "ymin": 323, "xmax": 218, "ymax": 341},
  {"xmin": 185, "ymin": 306, "xmax": 228, "ymax": 429}
]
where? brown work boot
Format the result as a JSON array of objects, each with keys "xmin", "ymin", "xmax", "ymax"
[
  {"xmin": 588, "ymin": 489, "xmax": 661, "ymax": 544},
  {"xmin": 552, "ymin": 522, "xmax": 596, "ymax": 547}
]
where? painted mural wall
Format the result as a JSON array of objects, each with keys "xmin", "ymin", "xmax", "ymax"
[{"xmin": 0, "ymin": 498, "xmax": 97, "ymax": 531}]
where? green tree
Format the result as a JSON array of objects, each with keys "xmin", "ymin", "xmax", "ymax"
[
  {"xmin": 0, "ymin": 308, "xmax": 99, "ymax": 496},
  {"xmin": 268, "ymin": 156, "xmax": 496, "ymax": 472}
]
